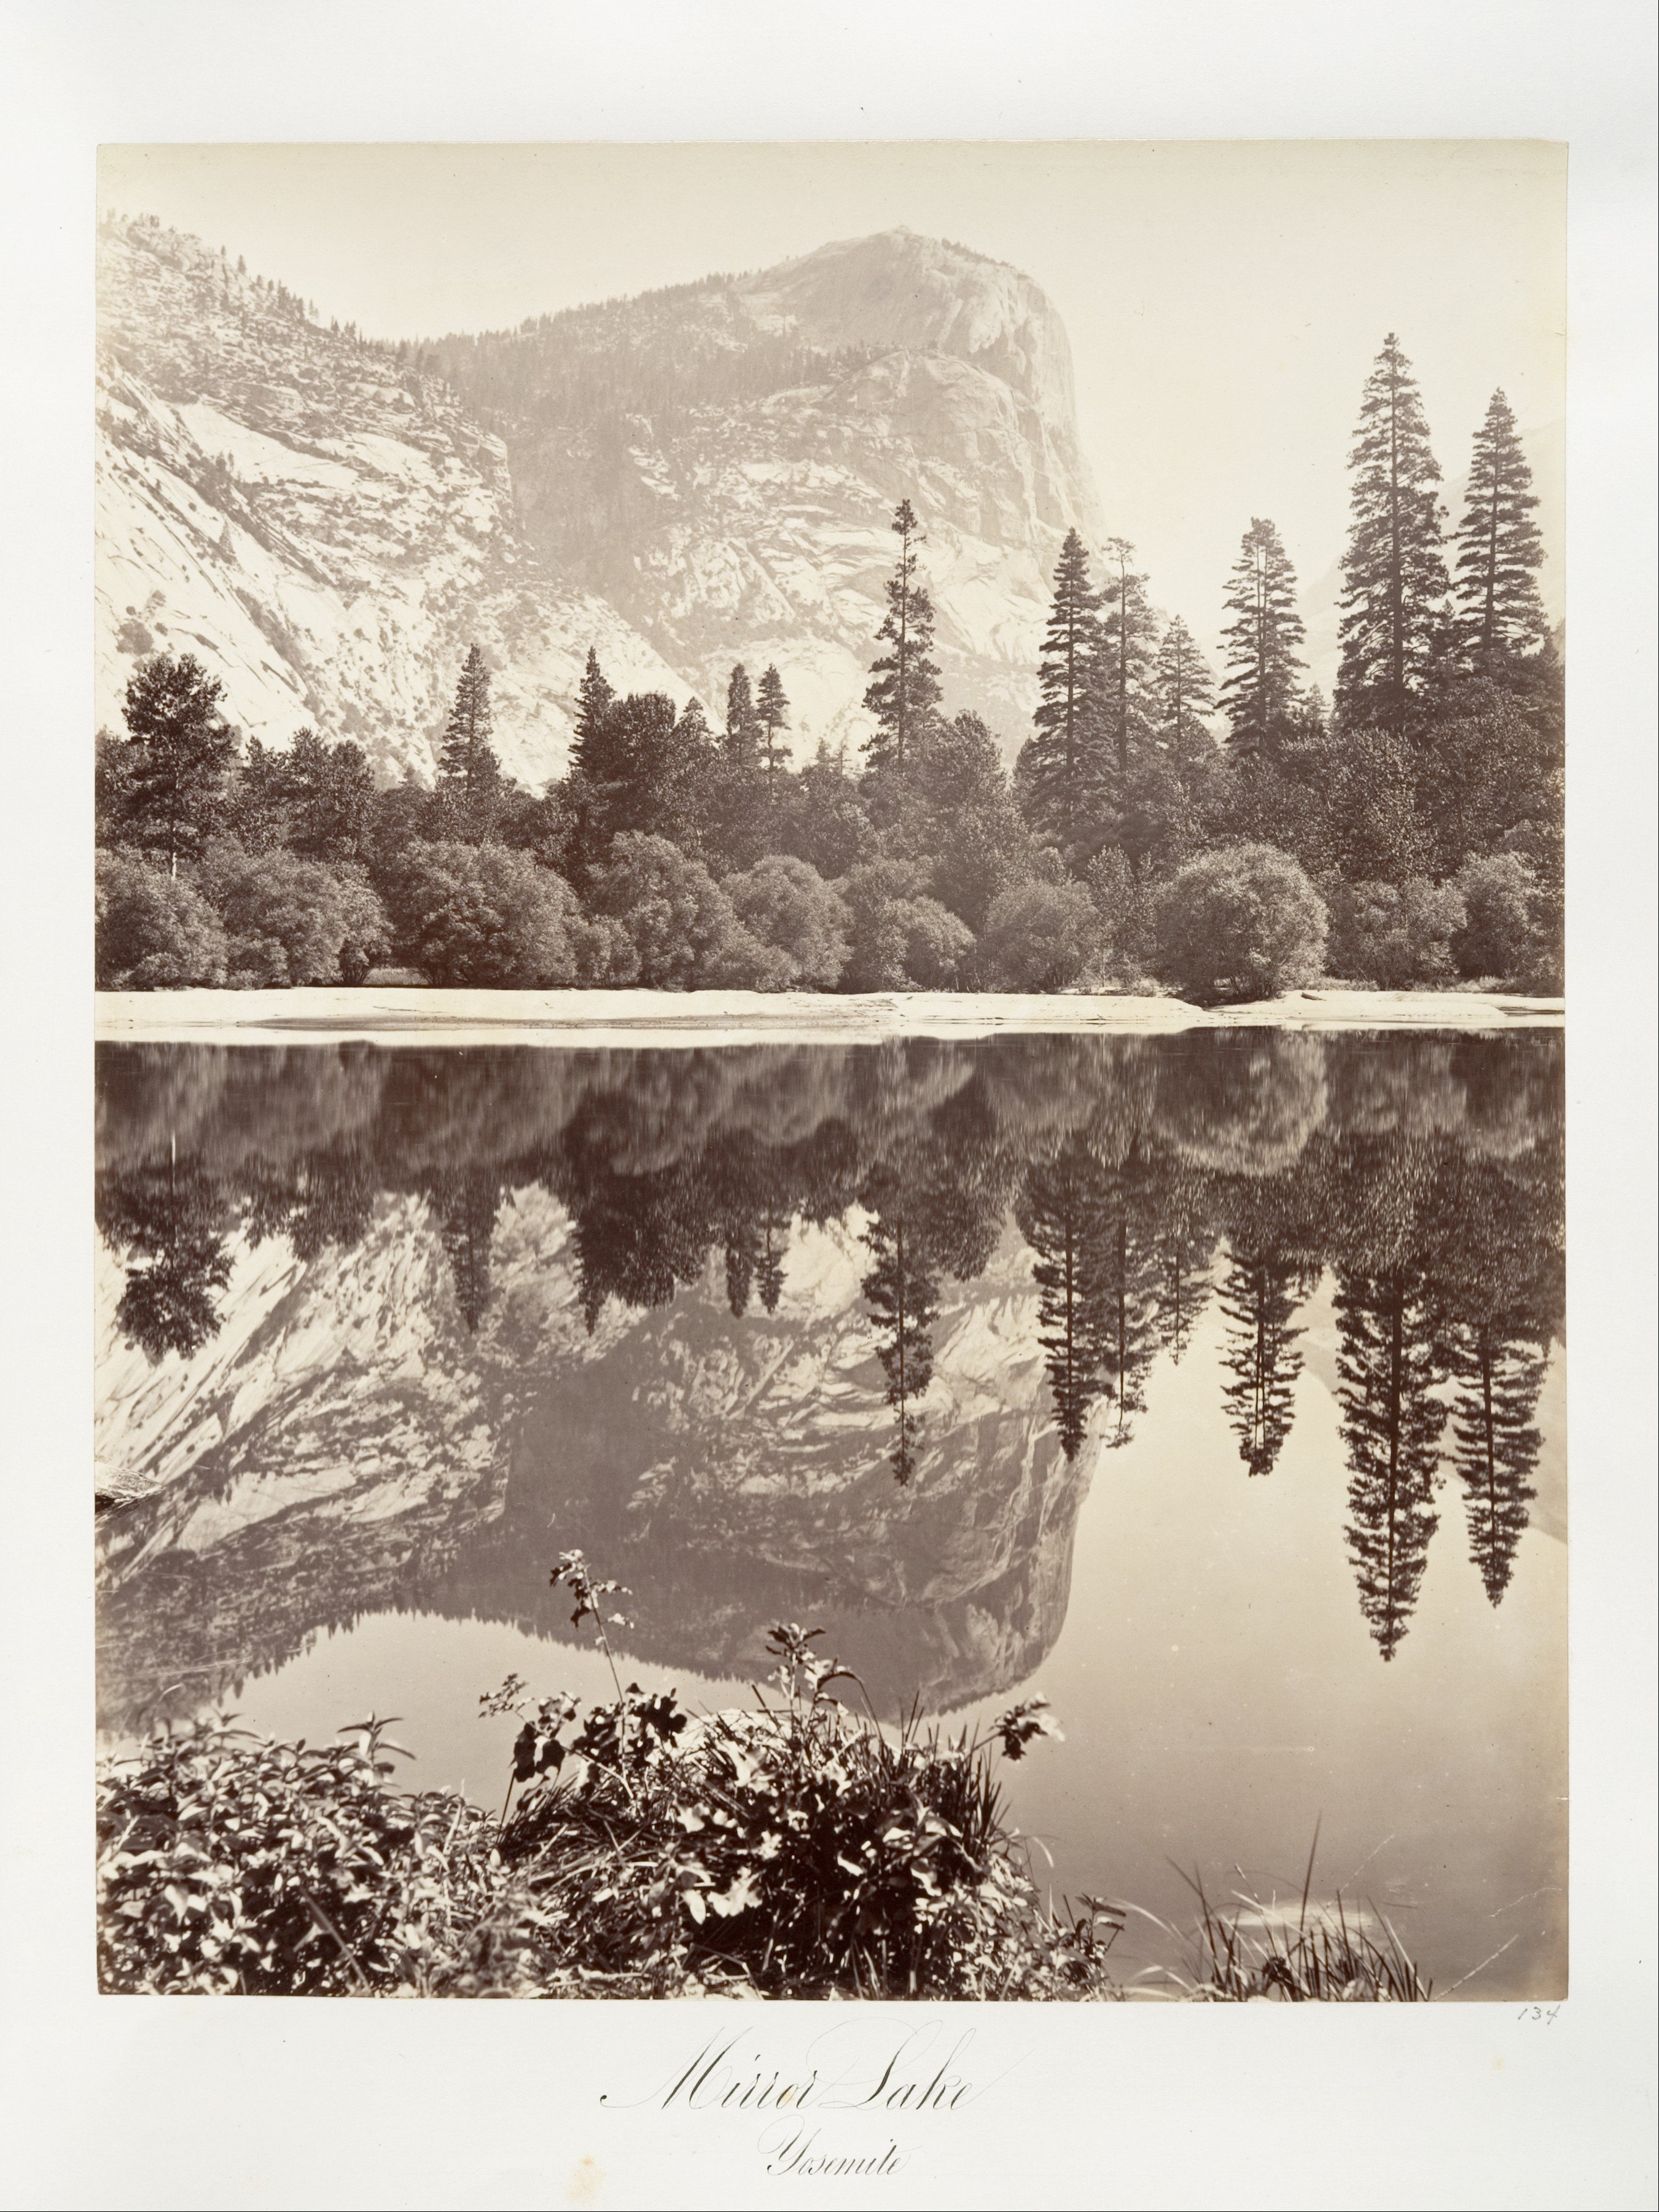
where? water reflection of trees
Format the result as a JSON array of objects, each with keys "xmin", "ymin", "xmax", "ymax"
[{"xmin": 97, "ymin": 1031, "xmax": 1564, "ymax": 1658}]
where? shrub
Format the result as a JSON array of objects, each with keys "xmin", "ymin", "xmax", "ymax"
[
  {"xmin": 198, "ymin": 838, "xmax": 391, "ymax": 986},
  {"xmin": 722, "ymin": 853, "xmax": 851, "ymax": 990},
  {"xmin": 838, "ymin": 861, "xmax": 975, "ymax": 991},
  {"xmin": 96, "ymin": 1559, "xmax": 1118, "ymax": 2001},
  {"xmin": 98, "ymin": 1717, "xmax": 503, "ymax": 1995},
  {"xmin": 587, "ymin": 832, "xmax": 786, "ymax": 990},
  {"xmin": 973, "ymin": 878, "xmax": 1101, "ymax": 991},
  {"xmin": 488, "ymin": 1611, "xmax": 1098, "ymax": 1999},
  {"xmin": 1327, "ymin": 877, "xmax": 1466, "ymax": 989},
  {"xmin": 1085, "ymin": 848, "xmax": 1158, "ymax": 984},
  {"xmin": 1153, "ymin": 843, "xmax": 1327, "ymax": 1002},
  {"xmin": 95, "ymin": 850, "xmax": 228, "ymax": 990},
  {"xmin": 1155, "ymin": 1032, "xmax": 1329, "ymax": 1175},
  {"xmin": 95, "ymin": 1552, "xmax": 1427, "ymax": 2002},
  {"xmin": 378, "ymin": 840, "xmax": 587, "ymax": 988},
  {"xmin": 1451, "ymin": 853, "xmax": 1542, "ymax": 983}
]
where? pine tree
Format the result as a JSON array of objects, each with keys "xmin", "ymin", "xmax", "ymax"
[
  {"xmin": 1152, "ymin": 615, "xmax": 1217, "ymax": 781},
  {"xmin": 1083, "ymin": 1149, "xmax": 1163, "ymax": 1451},
  {"xmin": 120, "ymin": 651, "xmax": 240, "ymax": 876},
  {"xmin": 1021, "ymin": 529, "xmax": 1104, "ymax": 856},
  {"xmin": 860, "ymin": 1176, "xmax": 940, "ymax": 1485},
  {"xmin": 1144, "ymin": 1159, "xmax": 1218, "ymax": 1366},
  {"xmin": 1448, "ymin": 1320, "xmax": 1545, "ymax": 1604},
  {"xmin": 1452, "ymin": 390, "xmax": 1551, "ymax": 668},
  {"xmin": 863, "ymin": 499, "xmax": 942, "ymax": 776},
  {"xmin": 756, "ymin": 665, "xmax": 790, "ymax": 797},
  {"xmin": 1335, "ymin": 335, "xmax": 1452, "ymax": 738},
  {"xmin": 1219, "ymin": 1249, "xmax": 1305, "ymax": 1475},
  {"xmin": 436, "ymin": 644, "xmax": 502, "ymax": 838},
  {"xmin": 1220, "ymin": 518, "xmax": 1307, "ymax": 764},
  {"xmin": 724, "ymin": 663, "xmax": 761, "ymax": 767},
  {"xmin": 1335, "ymin": 1265, "xmax": 1449, "ymax": 1660},
  {"xmin": 1016, "ymin": 1141, "xmax": 1113, "ymax": 1459},
  {"xmin": 1096, "ymin": 539, "xmax": 1160, "ymax": 780},
  {"xmin": 572, "ymin": 647, "xmax": 616, "ymax": 780}
]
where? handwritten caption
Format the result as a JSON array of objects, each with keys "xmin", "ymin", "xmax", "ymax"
[{"xmin": 603, "ymin": 2021, "xmax": 1009, "ymax": 2179}]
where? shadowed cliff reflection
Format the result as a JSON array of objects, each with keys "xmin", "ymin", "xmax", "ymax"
[{"xmin": 96, "ymin": 1029, "xmax": 1563, "ymax": 1729}]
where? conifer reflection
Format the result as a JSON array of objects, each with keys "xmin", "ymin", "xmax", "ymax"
[
  {"xmin": 1016, "ymin": 1139, "xmax": 1114, "ymax": 1458},
  {"xmin": 1450, "ymin": 1323, "xmax": 1545, "ymax": 1604},
  {"xmin": 1219, "ymin": 1252, "xmax": 1307, "ymax": 1477},
  {"xmin": 859, "ymin": 1178, "xmax": 940, "ymax": 1485},
  {"xmin": 1335, "ymin": 1262, "xmax": 1449, "ymax": 1660},
  {"xmin": 95, "ymin": 1031, "xmax": 1565, "ymax": 1652}
]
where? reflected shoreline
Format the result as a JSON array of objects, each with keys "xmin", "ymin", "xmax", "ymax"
[{"xmin": 96, "ymin": 1028, "xmax": 1563, "ymax": 1728}]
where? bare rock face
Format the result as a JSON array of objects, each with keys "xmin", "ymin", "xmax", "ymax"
[
  {"xmin": 95, "ymin": 1187, "xmax": 1091, "ymax": 1734},
  {"xmin": 97, "ymin": 219, "xmax": 1099, "ymax": 781},
  {"xmin": 95, "ymin": 217, "xmax": 695, "ymax": 786},
  {"xmin": 437, "ymin": 230, "xmax": 1101, "ymax": 764}
]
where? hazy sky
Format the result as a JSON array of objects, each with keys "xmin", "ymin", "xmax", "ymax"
[{"xmin": 102, "ymin": 141, "xmax": 1566, "ymax": 674}]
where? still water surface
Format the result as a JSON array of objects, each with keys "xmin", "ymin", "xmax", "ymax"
[{"xmin": 95, "ymin": 1029, "xmax": 1566, "ymax": 1995}]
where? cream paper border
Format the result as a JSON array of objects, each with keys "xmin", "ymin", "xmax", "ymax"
[{"xmin": 2, "ymin": 6, "xmax": 1655, "ymax": 2208}]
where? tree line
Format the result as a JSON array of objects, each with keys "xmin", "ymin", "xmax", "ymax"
[
  {"xmin": 98, "ymin": 1029, "xmax": 1563, "ymax": 1659},
  {"xmin": 95, "ymin": 334, "xmax": 1563, "ymax": 1002}
]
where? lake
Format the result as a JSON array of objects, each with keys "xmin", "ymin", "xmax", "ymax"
[{"xmin": 94, "ymin": 1026, "xmax": 1566, "ymax": 1996}]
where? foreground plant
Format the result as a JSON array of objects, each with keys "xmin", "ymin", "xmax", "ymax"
[
  {"xmin": 96, "ymin": 1715, "xmax": 506, "ymax": 1995},
  {"xmin": 1125, "ymin": 1841, "xmax": 1432, "ymax": 2002},
  {"xmin": 96, "ymin": 1553, "xmax": 1427, "ymax": 2001}
]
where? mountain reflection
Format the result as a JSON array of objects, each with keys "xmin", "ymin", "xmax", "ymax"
[{"xmin": 95, "ymin": 1030, "xmax": 1563, "ymax": 1724}]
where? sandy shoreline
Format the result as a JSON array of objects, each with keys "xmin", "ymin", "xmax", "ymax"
[{"xmin": 94, "ymin": 984, "xmax": 1564, "ymax": 1045}]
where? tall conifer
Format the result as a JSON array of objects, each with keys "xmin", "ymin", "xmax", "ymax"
[
  {"xmin": 1449, "ymin": 1321, "xmax": 1545, "ymax": 1604},
  {"xmin": 1452, "ymin": 390, "xmax": 1551, "ymax": 666},
  {"xmin": 1335, "ymin": 335, "xmax": 1451, "ymax": 737},
  {"xmin": 861, "ymin": 1179, "xmax": 940, "ymax": 1485},
  {"xmin": 863, "ymin": 499, "xmax": 942, "ymax": 775},
  {"xmin": 1220, "ymin": 518, "xmax": 1306, "ymax": 763},
  {"xmin": 1016, "ymin": 1139, "xmax": 1114, "ymax": 1460},
  {"xmin": 1096, "ymin": 538, "xmax": 1160, "ymax": 780},
  {"xmin": 1219, "ymin": 1249, "xmax": 1305, "ymax": 1476},
  {"xmin": 571, "ymin": 647, "xmax": 615, "ymax": 780},
  {"xmin": 1335, "ymin": 1264, "xmax": 1449, "ymax": 1660},
  {"xmin": 756, "ymin": 665, "xmax": 790, "ymax": 796},
  {"xmin": 1021, "ymin": 528, "xmax": 1104, "ymax": 855},
  {"xmin": 724, "ymin": 663, "xmax": 761, "ymax": 766},
  {"xmin": 436, "ymin": 644, "xmax": 502, "ymax": 837},
  {"xmin": 1152, "ymin": 616, "xmax": 1217, "ymax": 778}
]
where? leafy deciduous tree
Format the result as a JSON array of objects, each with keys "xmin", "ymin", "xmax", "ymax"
[{"xmin": 96, "ymin": 849, "xmax": 228, "ymax": 990}]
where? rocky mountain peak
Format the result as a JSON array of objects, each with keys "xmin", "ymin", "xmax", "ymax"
[
  {"xmin": 735, "ymin": 227, "xmax": 1079, "ymax": 430},
  {"xmin": 96, "ymin": 211, "xmax": 1102, "ymax": 783}
]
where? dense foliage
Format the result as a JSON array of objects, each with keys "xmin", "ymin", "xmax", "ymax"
[
  {"xmin": 99, "ymin": 1550, "xmax": 1429, "ymax": 2001},
  {"xmin": 98, "ymin": 1563, "xmax": 1120, "ymax": 2000},
  {"xmin": 95, "ymin": 329, "xmax": 1561, "ymax": 1001},
  {"xmin": 1154, "ymin": 845, "xmax": 1329, "ymax": 1002}
]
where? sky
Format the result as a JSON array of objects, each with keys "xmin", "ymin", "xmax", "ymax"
[{"xmin": 101, "ymin": 141, "xmax": 1566, "ymax": 681}]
